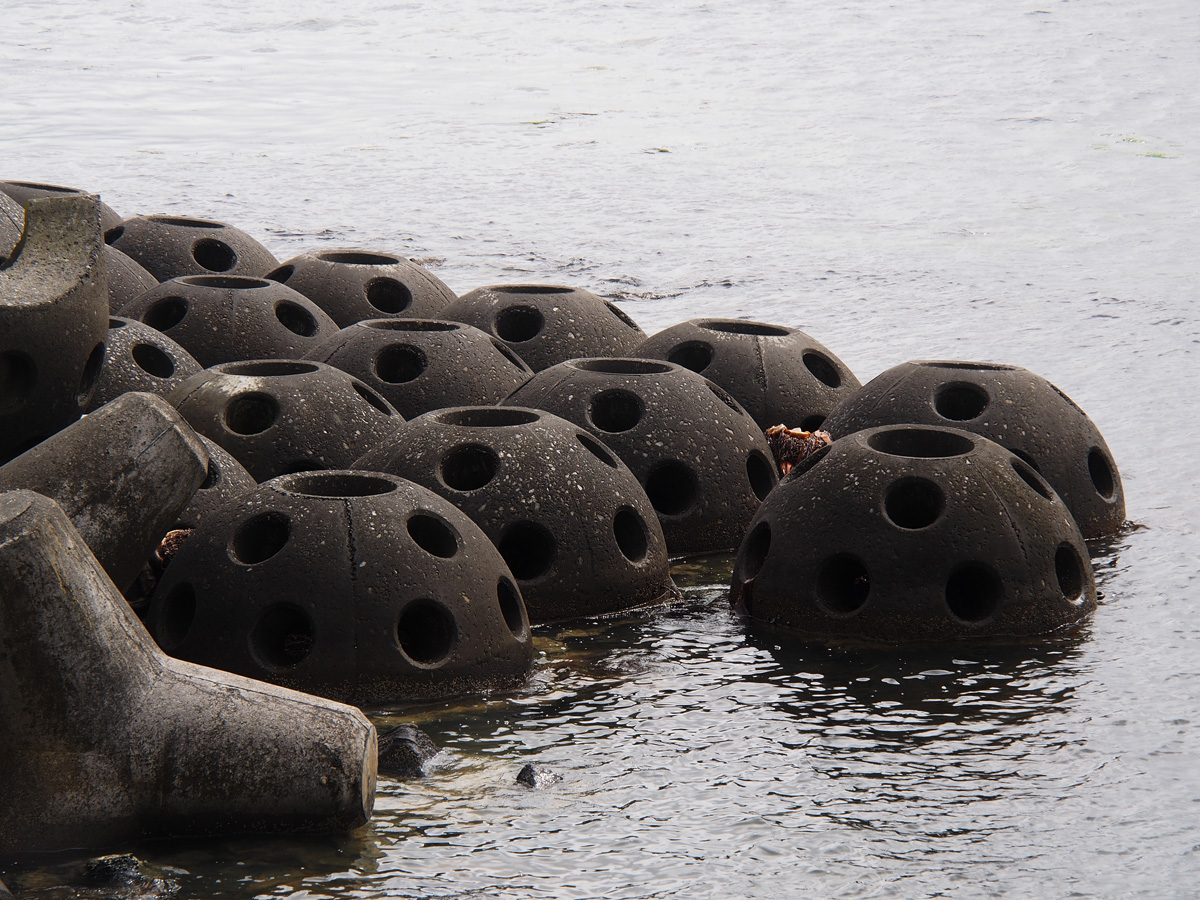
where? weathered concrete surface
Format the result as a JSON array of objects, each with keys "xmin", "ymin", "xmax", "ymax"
[
  {"xmin": 0, "ymin": 180, "xmax": 123, "ymax": 234},
  {"xmin": 0, "ymin": 195, "xmax": 109, "ymax": 461},
  {"xmin": 87, "ymin": 317, "xmax": 203, "ymax": 412},
  {"xmin": 0, "ymin": 392, "xmax": 209, "ymax": 592},
  {"xmin": 0, "ymin": 490, "xmax": 376, "ymax": 857}
]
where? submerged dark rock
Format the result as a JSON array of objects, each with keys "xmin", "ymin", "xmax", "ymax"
[
  {"xmin": 377, "ymin": 724, "xmax": 440, "ymax": 779},
  {"xmin": 516, "ymin": 764, "xmax": 563, "ymax": 789}
]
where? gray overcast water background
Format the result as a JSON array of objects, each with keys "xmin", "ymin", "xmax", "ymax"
[{"xmin": 3, "ymin": 1, "xmax": 1199, "ymax": 897}]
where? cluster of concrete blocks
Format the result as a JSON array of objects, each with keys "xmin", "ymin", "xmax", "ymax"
[{"xmin": 0, "ymin": 180, "xmax": 1124, "ymax": 859}]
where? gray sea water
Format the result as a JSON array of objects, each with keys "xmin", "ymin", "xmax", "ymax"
[{"xmin": 2, "ymin": 1, "xmax": 1199, "ymax": 897}]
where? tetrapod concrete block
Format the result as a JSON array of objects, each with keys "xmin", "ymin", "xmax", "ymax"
[
  {"xmin": 0, "ymin": 490, "xmax": 376, "ymax": 857},
  {"xmin": 0, "ymin": 392, "xmax": 209, "ymax": 592}
]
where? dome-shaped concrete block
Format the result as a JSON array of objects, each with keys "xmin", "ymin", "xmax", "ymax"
[
  {"xmin": 0, "ymin": 192, "xmax": 22, "ymax": 260},
  {"xmin": 0, "ymin": 195, "xmax": 109, "ymax": 461},
  {"xmin": 444, "ymin": 284, "xmax": 646, "ymax": 372},
  {"xmin": 823, "ymin": 360, "xmax": 1125, "ymax": 538},
  {"xmin": 505, "ymin": 358, "xmax": 778, "ymax": 556},
  {"xmin": 0, "ymin": 180, "xmax": 124, "ymax": 234},
  {"xmin": 177, "ymin": 436, "xmax": 257, "ymax": 529},
  {"xmin": 169, "ymin": 359, "xmax": 404, "ymax": 481},
  {"xmin": 118, "ymin": 274, "xmax": 339, "ymax": 368},
  {"xmin": 86, "ymin": 317, "xmax": 203, "ymax": 411},
  {"xmin": 0, "ymin": 392, "xmax": 209, "ymax": 592},
  {"xmin": 356, "ymin": 406, "xmax": 676, "ymax": 622},
  {"xmin": 145, "ymin": 470, "xmax": 534, "ymax": 705},
  {"xmin": 306, "ymin": 319, "xmax": 533, "ymax": 419},
  {"xmin": 730, "ymin": 424, "xmax": 1097, "ymax": 642},
  {"xmin": 108, "ymin": 214, "xmax": 278, "ymax": 282},
  {"xmin": 101, "ymin": 244, "xmax": 158, "ymax": 311},
  {"xmin": 268, "ymin": 249, "xmax": 457, "ymax": 326},
  {"xmin": 0, "ymin": 490, "xmax": 376, "ymax": 857},
  {"xmin": 634, "ymin": 318, "xmax": 861, "ymax": 431}
]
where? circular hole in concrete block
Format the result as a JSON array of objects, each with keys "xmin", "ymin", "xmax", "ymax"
[
  {"xmin": 799, "ymin": 414, "xmax": 826, "ymax": 432},
  {"xmin": 223, "ymin": 360, "xmax": 319, "ymax": 377},
  {"xmin": 1011, "ymin": 458, "xmax": 1053, "ymax": 499},
  {"xmin": 143, "ymin": 296, "xmax": 188, "ymax": 331},
  {"xmin": 192, "ymin": 238, "xmax": 237, "ymax": 272},
  {"xmin": 437, "ymin": 407, "xmax": 540, "ymax": 428},
  {"xmin": 131, "ymin": 342, "xmax": 175, "ymax": 378},
  {"xmin": 868, "ymin": 427, "xmax": 975, "ymax": 459},
  {"xmin": 495, "ymin": 305, "xmax": 544, "ymax": 342},
  {"xmin": 441, "ymin": 444, "xmax": 499, "ymax": 491},
  {"xmin": 231, "ymin": 512, "xmax": 290, "ymax": 565},
  {"xmin": 803, "ymin": 351, "xmax": 842, "ymax": 388},
  {"xmin": 577, "ymin": 432, "xmax": 619, "ymax": 467},
  {"xmin": 1088, "ymin": 448, "xmax": 1116, "ymax": 499},
  {"xmin": 375, "ymin": 344, "xmax": 426, "ymax": 383},
  {"xmin": 224, "ymin": 392, "xmax": 279, "ymax": 434},
  {"xmin": 185, "ymin": 275, "xmax": 270, "ymax": 289},
  {"xmin": 613, "ymin": 507, "xmax": 649, "ymax": 562},
  {"xmin": 281, "ymin": 459, "xmax": 324, "ymax": 474},
  {"xmin": 667, "ymin": 341, "xmax": 714, "ymax": 372},
  {"xmin": 281, "ymin": 471, "xmax": 398, "ymax": 497},
  {"xmin": 747, "ymin": 451, "xmax": 774, "ymax": 500},
  {"xmin": 109, "ymin": 318, "xmax": 127, "ymax": 329},
  {"xmin": 251, "ymin": 602, "xmax": 314, "ymax": 669},
  {"xmin": 397, "ymin": 599, "xmax": 457, "ymax": 666},
  {"xmin": 367, "ymin": 319, "xmax": 458, "ymax": 332},
  {"xmin": 77, "ymin": 342, "xmax": 106, "ymax": 403},
  {"xmin": 498, "ymin": 522, "xmax": 556, "ymax": 580},
  {"xmin": 817, "ymin": 554, "xmax": 870, "ymax": 614},
  {"xmin": 353, "ymin": 380, "xmax": 395, "ymax": 415},
  {"xmin": 702, "ymin": 320, "xmax": 790, "ymax": 337},
  {"xmin": 497, "ymin": 577, "xmax": 527, "ymax": 637},
  {"xmin": 1056, "ymin": 543, "xmax": 1086, "ymax": 603},
  {"xmin": 321, "ymin": 250, "xmax": 400, "ymax": 266},
  {"xmin": 157, "ymin": 582, "xmax": 196, "ymax": 651},
  {"xmin": 490, "ymin": 338, "xmax": 531, "ymax": 370},
  {"xmin": 366, "ymin": 277, "xmax": 411, "ymax": 313},
  {"xmin": 945, "ymin": 562, "xmax": 1002, "ymax": 622},
  {"xmin": 742, "ymin": 521, "xmax": 771, "ymax": 580},
  {"xmin": 644, "ymin": 461, "xmax": 698, "ymax": 516},
  {"xmin": 152, "ymin": 216, "xmax": 223, "ymax": 229},
  {"xmin": 709, "ymin": 381, "xmax": 744, "ymax": 414},
  {"xmin": 266, "ymin": 264, "xmax": 294, "ymax": 283},
  {"xmin": 918, "ymin": 361, "xmax": 1017, "ymax": 372},
  {"xmin": 276, "ymin": 301, "xmax": 318, "ymax": 337},
  {"xmin": 589, "ymin": 389, "xmax": 643, "ymax": 433},
  {"xmin": 492, "ymin": 285, "xmax": 571, "ymax": 295},
  {"xmin": 574, "ymin": 358, "xmax": 672, "ymax": 375},
  {"xmin": 605, "ymin": 301, "xmax": 642, "ymax": 329},
  {"xmin": 934, "ymin": 381, "xmax": 989, "ymax": 421},
  {"xmin": 408, "ymin": 513, "xmax": 459, "ymax": 558},
  {"xmin": 104, "ymin": 225, "xmax": 125, "ymax": 244},
  {"xmin": 884, "ymin": 477, "xmax": 944, "ymax": 530}
]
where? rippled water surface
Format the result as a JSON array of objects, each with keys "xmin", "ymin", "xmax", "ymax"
[{"xmin": 2, "ymin": 1, "xmax": 1198, "ymax": 897}]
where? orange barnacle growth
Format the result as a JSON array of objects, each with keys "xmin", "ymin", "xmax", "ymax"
[{"xmin": 764, "ymin": 424, "xmax": 833, "ymax": 476}]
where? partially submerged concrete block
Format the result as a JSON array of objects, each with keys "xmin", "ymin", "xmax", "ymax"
[
  {"xmin": 0, "ymin": 195, "xmax": 109, "ymax": 461},
  {"xmin": 0, "ymin": 392, "xmax": 209, "ymax": 592},
  {"xmin": 0, "ymin": 490, "xmax": 376, "ymax": 857}
]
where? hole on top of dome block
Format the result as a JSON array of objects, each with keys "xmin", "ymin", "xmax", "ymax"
[
  {"xmin": 280, "ymin": 471, "xmax": 398, "ymax": 497},
  {"xmin": 222, "ymin": 360, "xmax": 318, "ymax": 377},
  {"xmin": 366, "ymin": 319, "xmax": 458, "ymax": 332},
  {"xmin": 436, "ymin": 407, "xmax": 540, "ymax": 428},
  {"xmin": 184, "ymin": 275, "xmax": 269, "ymax": 289},
  {"xmin": 491, "ymin": 284, "xmax": 571, "ymax": 295},
  {"xmin": 573, "ymin": 358, "xmax": 671, "ymax": 375},
  {"xmin": 867, "ymin": 427, "xmax": 975, "ymax": 459},
  {"xmin": 702, "ymin": 320, "xmax": 790, "ymax": 337},
  {"xmin": 151, "ymin": 215, "xmax": 223, "ymax": 229},
  {"xmin": 321, "ymin": 250, "xmax": 400, "ymax": 266}
]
